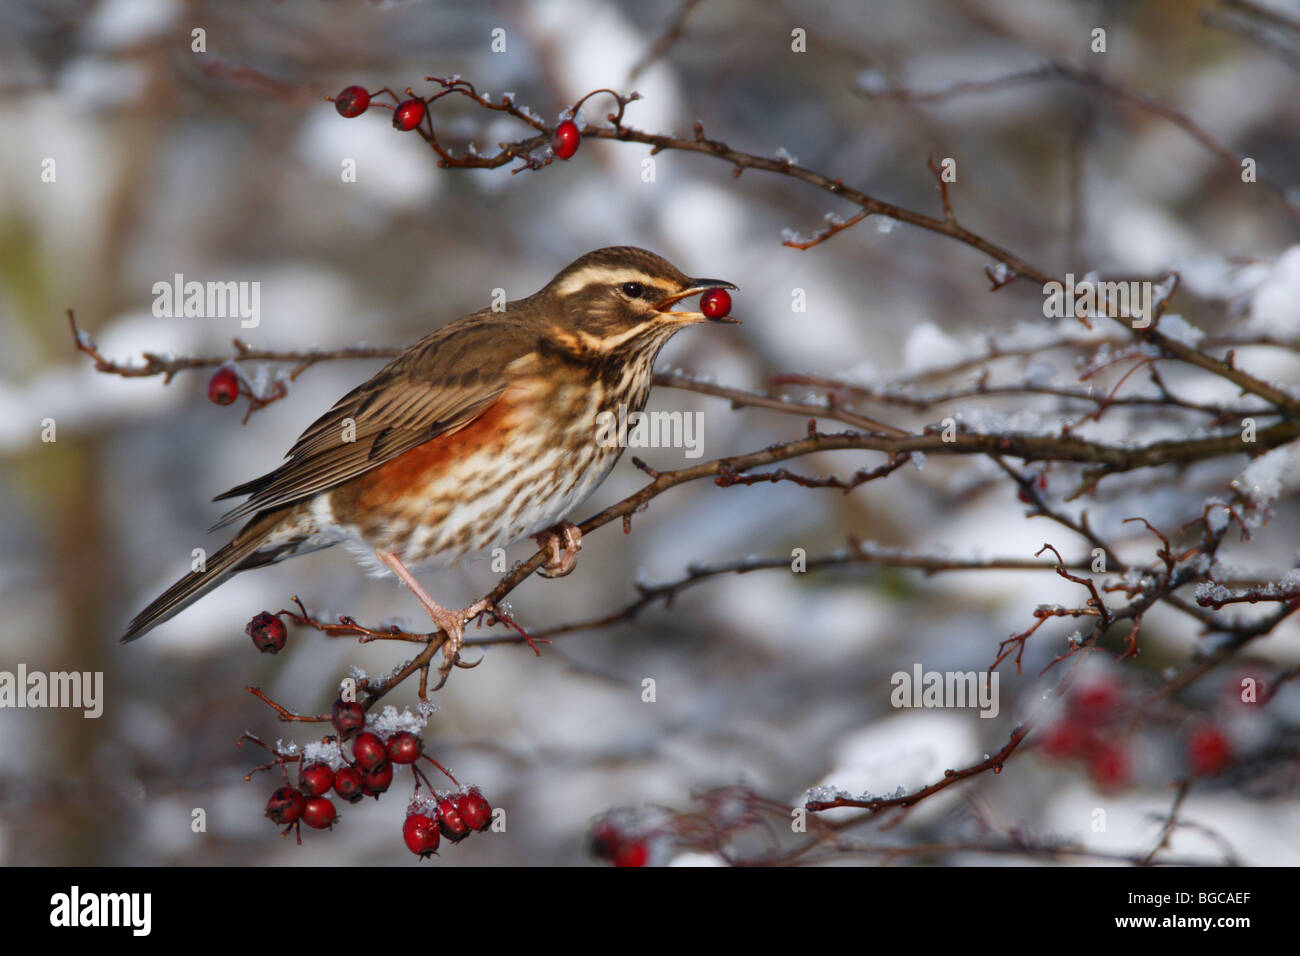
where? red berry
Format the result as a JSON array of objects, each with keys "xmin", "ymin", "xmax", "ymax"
[
  {"xmin": 1070, "ymin": 679, "xmax": 1119, "ymax": 725},
  {"xmin": 386, "ymin": 731, "xmax": 422, "ymax": 765},
  {"xmin": 1188, "ymin": 725, "xmax": 1232, "ymax": 776},
  {"xmin": 700, "ymin": 288, "xmax": 732, "ymax": 320},
  {"xmin": 334, "ymin": 85, "xmax": 370, "ymax": 118},
  {"xmin": 352, "ymin": 732, "xmax": 388, "ymax": 771},
  {"xmin": 1087, "ymin": 741, "xmax": 1130, "ymax": 789},
  {"xmin": 455, "ymin": 787, "xmax": 492, "ymax": 831},
  {"xmin": 613, "ymin": 840, "xmax": 649, "ymax": 867},
  {"xmin": 298, "ymin": 762, "xmax": 335, "ymax": 798},
  {"xmin": 392, "ymin": 98, "xmax": 426, "ymax": 131},
  {"xmin": 552, "ymin": 119, "xmax": 580, "ymax": 159},
  {"xmin": 207, "ymin": 366, "xmax": 239, "ymax": 406},
  {"xmin": 1040, "ymin": 722, "xmax": 1093, "ymax": 760},
  {"xmin": 301, "ymin": 796, "xmax": 337, "ymax": 830},
  {"xmin": 589, "ymin": 822, "xmax": 621, "ymax": 861},
  {"xmin": 245, "ymin": 611, "xmax": 286, "ymax": 654},
  {"xmin": 333, "ymin": 766, "xmax": 366, "ymax": 804},
  {"xmin": 362, "ymin": 761, "xmax": 394, "ymax": 797},
  {"xmin": 436, "ymin": 796, "xmax": 471, "ymax": 843},
  {"xmin": 403, "ymin": 813, "xmax": 441, "ymax": 858},
  {"xmin": 330, "ymin": 700, "xmax": 366, "ymax": 737},
  {"xmin": 266, "ymin": 786, "xmax": 306, "ymax": 825}
]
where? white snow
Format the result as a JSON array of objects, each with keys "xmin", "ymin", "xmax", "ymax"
[{"xmin": 1157, "ymin": 313, "xmax": 1204, "ymax": 348}]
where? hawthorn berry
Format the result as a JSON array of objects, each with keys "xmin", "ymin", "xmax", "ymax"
[
  {"xmin": 589, "ymin": 822, "xmax": 621, "ymax": 861},
  {"xmin": 207, "ymin": 366, "xmax": 240, "ymax": 406},
  {"xmin": 1087, "ymin": 741, "xmax": 1130, "ymax": 789},
  {"xmin": 552, "ymin": 120, "xmax": 580, "ymax": 159},
  {"xmin": 1188, "ymin": 725, "xmax": 1232, "ymax": 776},
  {"xmin": 1070, "ymin": 679, "xmax": 1119, "ymax": 725},
  {"xmin": 436, "ymin": 795, "xmax": 470, "ymax": 843},
  {"xmin": 403, "ymin": 813, "xmax": 441, "ymax": 858},
  {"xmin": 298, "ymin": 762, "xmax": 335, "ymax": 798},
  {"xmin": 331, "ymin": 700, "xmax": 366, "ymax": 737},
  {"xmin": 246, "ymin": 611, "xmax": 286, "ymax": 654},
  {"xmin": 386, "ymin": 731, "xmax": 422, "ymax": 765},
  {"xmin": 362, "ymin": 762, "xmax": 394, "ymax": 797},
  {"xmin": 392, "ymin": 98, "xmax": 426, "ymax": 132},
  {"xmin": 352, "ymin": 732, "xmax": 388, "ymax": 771},
  {"xmin": 1040, "ymin": 721, "xmax": 1093, "ymax": 760},
  {"xmin": 333, "ymin": 766, "xmax": 366, "ymax": 803},
  {"xmin": 613, "ymin": 840, "xmax": 649, "ymax": 868},
  {"xmin": 334, "ymin": 85, "xmax": 370, "ymax": 118},
  {"xmin": 455, "ymin": 787, "xmax": 492, "ymax": 831},
  {"xmin": 266, "ymin": 786, "xmax": 306, "ymax": 825},
  {"xmin": 301, "ymin": 796, "xmax": 337, "ymax": 830},
  {"xmin": 700, "ymin": 288, "xmax": 732, "ymax": 320}
]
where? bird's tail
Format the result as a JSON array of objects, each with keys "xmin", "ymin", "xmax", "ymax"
[{"xmin": 120, "ymin": 509, "xmax": 290, "ymax": 643}]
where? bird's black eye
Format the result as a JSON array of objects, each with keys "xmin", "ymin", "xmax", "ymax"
[{"xmin": 621, "ymin": 281, "xmax": 645, "ymax": 298}]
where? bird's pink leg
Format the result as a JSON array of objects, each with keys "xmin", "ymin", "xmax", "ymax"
[{"xmin": 376, "ymin": 549, "xmax": 490, "ymax": 684}]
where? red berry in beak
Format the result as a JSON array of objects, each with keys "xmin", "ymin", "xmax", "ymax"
[{"xmin": 700, "ymin": 288, "xmax": 732, "ymax": 319}]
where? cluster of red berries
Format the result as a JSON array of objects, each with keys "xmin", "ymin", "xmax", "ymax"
[
  {"xmin": 260, "ymin": 697, "xmax": 495, "ymax": 858},
  {"xmin": 588, "ymin": 820, "xmax": 649, "ymax": 867},
  {"xmin": 402, "ymin": 788, "xmax": 493, "ymax": 858},
  {"xmin": 331, "ymin": 84, "xmax": 585, "ymax": 161},
  {"xmin": 1039, "ymin": 679, "xmax": 1132, "ymax": 788},
  {"xmin": 1040, "ymin": 678, "xmax": 1236, "ymax": 787},
  {"xmin": 332, "ymin": 84, "xmax": 426, "ymax": 131}
]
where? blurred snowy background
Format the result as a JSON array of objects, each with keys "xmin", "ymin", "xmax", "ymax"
[{"xmin": 1, "ymin": 0, "xmax": 1298, "ymax": 865}]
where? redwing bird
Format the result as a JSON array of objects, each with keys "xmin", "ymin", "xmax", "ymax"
[{"xmin": 122, "ymin": 246, "xmax": 737, "ymax": 678}]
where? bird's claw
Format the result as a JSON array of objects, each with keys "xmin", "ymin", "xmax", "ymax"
[{"xmin": 535, "ymin": 521, "xmax": 583, "ymax": 578}]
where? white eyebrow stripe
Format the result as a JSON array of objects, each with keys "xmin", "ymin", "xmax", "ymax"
[{"xmin": 552, "ymin": 266, "xmax": 662, "ymax": 297}]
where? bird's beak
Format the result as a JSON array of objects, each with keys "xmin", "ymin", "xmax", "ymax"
[{"xmin": 653, "ymin": 279, "xmax": 740, "ymax": 324}]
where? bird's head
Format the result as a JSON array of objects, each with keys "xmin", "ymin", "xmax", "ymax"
[{"xmin": 537, "ymin": 246, "xmax": 738, "ymax": 355}]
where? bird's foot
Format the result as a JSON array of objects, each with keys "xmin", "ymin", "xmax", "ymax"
[
  {"xmin": 425, "ymin": 598, "xmax": 492, "ymax": 690},
  {"xmin": 375, "ymin": 548, "xmax": 489, "ymax": 689},
  {"xmin": 534, "ymin": 521, "xmax": 583, "ymax": 578}
]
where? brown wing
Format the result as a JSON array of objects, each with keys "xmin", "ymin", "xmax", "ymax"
[{"xmin": 211, "ymin": 312, "xmax": 532, "ymax": 528}]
